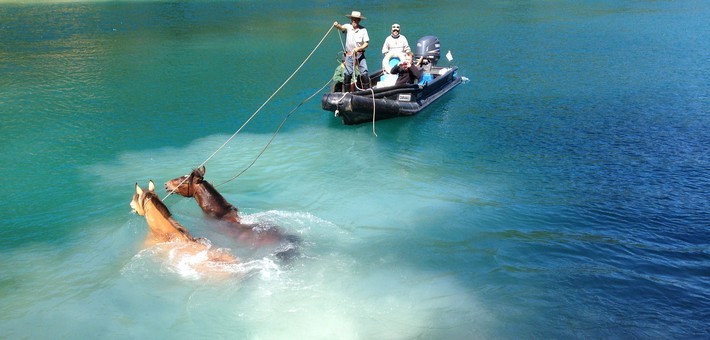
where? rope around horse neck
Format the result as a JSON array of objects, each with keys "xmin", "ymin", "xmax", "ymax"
[{"xmin": 162, "ymin": 25, "xmax": 336, "ymax": 201}]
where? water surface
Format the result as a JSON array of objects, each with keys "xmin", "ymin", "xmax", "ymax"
[{"xmin": 1, "ymin": 0, "xmax": 708, "ymax": 338}]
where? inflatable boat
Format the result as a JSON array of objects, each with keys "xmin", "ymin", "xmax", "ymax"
[{"xmin": 322, "ymin": 35, "xmax": 462, "ymax": 125}]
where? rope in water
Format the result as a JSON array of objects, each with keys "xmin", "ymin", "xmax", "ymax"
[{"xmin": 163, "ymin": 25, "xmax": 336, "ymax": 201}]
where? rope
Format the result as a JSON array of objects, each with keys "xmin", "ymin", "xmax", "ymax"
[
  {"xmin": 348, "ymin": 49, "xmax": 376, "ymax": 136},
  {"xmin": 332, "ymin": 30, "xmax": 349, "ymax": 117},
  {"xmin": 196, "ymin": 24, "xmax": 335, "ymax": 171},
  {"xmin": 214, "ymin": 78, "xmax": 333, "ymax": 187},
  {"xmin": 337, "ymin": 25, "xmax": 346, "ymax": 54},
  {"xmin": 162, "ymin": 25, "xmax": 336, "ymax": 201},
  {"xmin": 335, "ymin": 26, "xmax": 378, "ymax": 137},
  {"xmin": 370, "ymin": 88, "xmax": 377, "ymax": 136}
]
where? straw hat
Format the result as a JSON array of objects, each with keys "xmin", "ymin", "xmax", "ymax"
[{"xmin": 345, "ymin": 11, "xmax": 366, "ymax": 20}]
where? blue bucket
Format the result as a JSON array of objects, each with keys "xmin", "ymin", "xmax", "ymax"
[{"xmin": 419, "ymin": 73, "xmax": 433, "ymax": 85}]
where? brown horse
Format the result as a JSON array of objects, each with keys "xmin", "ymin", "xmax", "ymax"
[
  {"xmin": 164, "ymin": 166, "xmax": 284, "ymax": 247},
  {"xmin": 130, "ymin": 180, "xmax": 237, "ymax": 266}
]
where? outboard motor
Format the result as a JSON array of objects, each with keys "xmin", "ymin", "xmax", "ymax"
[{"xmin": 415, "ymin": 35, "xmax": 441, "ymax": 66}]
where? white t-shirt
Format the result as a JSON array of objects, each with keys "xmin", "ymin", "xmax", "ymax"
[
  {"xmin": 342, "ymin": 24, "xmax": 369, "ymax": 54},
  {"xmin": 382, "ymin": 34, "xmax": 410, "ymax": 55}
]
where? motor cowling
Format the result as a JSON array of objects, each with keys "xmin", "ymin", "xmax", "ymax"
[{"xmin": 414, "ymin": 35, "xmax": 441, "ymax": 66}]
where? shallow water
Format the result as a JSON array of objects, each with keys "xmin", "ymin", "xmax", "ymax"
[{"xmin": 1, "ymin": 0, "xmax": 709, "ymax": 338}]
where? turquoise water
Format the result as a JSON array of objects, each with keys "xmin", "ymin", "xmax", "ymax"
[{"xmin": 1, "ymin": 0, "xmax": 708, "ymax": 338}]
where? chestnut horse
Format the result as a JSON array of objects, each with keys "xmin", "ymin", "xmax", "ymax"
[
  {"xmin": 164, "ymin": 166, "xmax": 284, "ymax": 247},
  {"xmin": 130, "ymin": 180, "xmax": 237, "ymax": 266}
]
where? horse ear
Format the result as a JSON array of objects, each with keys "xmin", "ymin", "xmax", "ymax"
[
  {"xmin": 148, "ymin": 180, "xmax": 156, "ymax": 192},
  {"xmin": 135, "ymin": 183, "xmax": 143, "ymax": 195},
  {"xmin": 197, "ymin": 165, "xmax": 206, "ymax": 176}
]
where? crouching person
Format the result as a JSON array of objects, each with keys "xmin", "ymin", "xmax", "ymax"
[{"xmin": 391, "ymin": 56, "xmax": 424, "ymax": 86}]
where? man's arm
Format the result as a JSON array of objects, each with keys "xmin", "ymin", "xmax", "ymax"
[
  {"xmin": 411, "ymin": 62, "xmax": 423, "ymax": 80},
  {"xmin": 333, "ymin": 22, "xmax": 346, "ymax": 32},
  {"xmin": 354, "ymin": 41, "xmax": 369, "ymax": 54}
]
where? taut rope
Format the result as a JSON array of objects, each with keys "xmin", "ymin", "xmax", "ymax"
[
  {"xmin": 214, "ymin": 78, "xmax": 333, "ymax": 188},
  {"xmin": 163, "ymin": 25, "xmax": 336, "ymax": 201}
]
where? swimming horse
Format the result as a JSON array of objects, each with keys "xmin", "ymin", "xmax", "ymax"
[
  {"xmin": 164, "ymin": 166, "xmax": 285, "ymax": 247},
  {"xmin": 130, "ymin": 180, "xmax": 237, "ymax": 266}
]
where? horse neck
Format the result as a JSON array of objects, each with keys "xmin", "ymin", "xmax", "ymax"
[
  {"xmin": 143, "ymin": 197, "xmax": 194, "ymax": 242},
  {"xmin": 193, "ymin": 181, "xmax": 237, "ymax": 215}
]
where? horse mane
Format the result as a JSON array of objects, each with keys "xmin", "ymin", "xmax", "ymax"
[
  {"xmin": 200, "ymin": 180, "xmax": 238, "ymax": 211},
  {"xmin": 144, "ymin": 192, "xmax": 194, "ymax": 239},
  {"xmin": 144, "ymin": 191, "xmax": 172, "ymax": 217}
]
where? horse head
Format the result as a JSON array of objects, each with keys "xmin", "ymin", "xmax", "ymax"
[
  {"xmin": 161, "ymin": 167, "xmax": 290, "ymax": 249},
  {"xmin": 164, "ymin": 165, "xmax": 241, "ymax": 223},
  {"xmin": 130, "ymin": 180, "xmax": 239, "ymax": 271},
  {"xmin": 130, "ymin": 180, "xmax": 157, "ymax": 216},
  {"xmin": 131, "ymin": 180, "xmax": 194, "ymax": 243},
  {"xmin": 164, "ymin": 165, "xmax": 206, "ymax": 197}
]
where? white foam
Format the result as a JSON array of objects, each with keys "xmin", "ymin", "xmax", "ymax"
[
  {"xmin": 82, "ymin": 130, "xmax": 495, "ymax": 336},
  {"xmin": 121, "ymin": 240, "xmax": 278, "ymax": 281}
]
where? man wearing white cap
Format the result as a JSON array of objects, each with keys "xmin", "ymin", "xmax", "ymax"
[
  {"xmin": 382, "ymin": 23, "xmax": 410, "ymax": 56},
  {"xmin": 333, "ymin": 11, "xmax": 370, "ymax": 91}
]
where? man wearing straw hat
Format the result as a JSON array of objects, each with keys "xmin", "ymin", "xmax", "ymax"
[{"xmin": 333, "ymin": 11, "xmax": 370, "ymax": 91}]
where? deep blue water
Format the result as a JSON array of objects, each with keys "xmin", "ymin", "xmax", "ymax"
[{"xmin": 1, "ymin": 0, "xmax": 708, "ymax": 338}]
